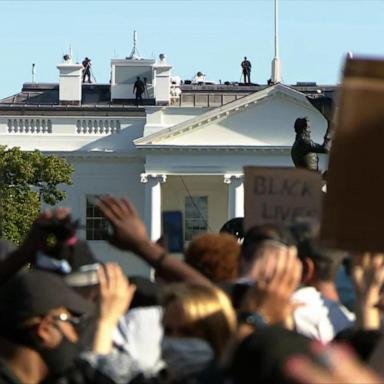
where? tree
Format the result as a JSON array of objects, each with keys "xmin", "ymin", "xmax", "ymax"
[{"xmin": 0, "ymin": 146, "xmax": 74, "ymax": 244}]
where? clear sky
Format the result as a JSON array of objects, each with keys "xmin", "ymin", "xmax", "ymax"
[{"xmin": 0, "ymin": 0, "xmax": 383, "ymax": 99}]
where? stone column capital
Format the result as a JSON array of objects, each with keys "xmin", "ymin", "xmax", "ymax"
[
  {"xmin": 223, "ymin": 174, "xmax": 244, "ymax": 184},
  {"xmin": 140, "ymin": 173, "xmax": 167, "ymax": 184}
]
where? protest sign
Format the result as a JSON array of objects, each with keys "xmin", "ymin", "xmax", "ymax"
[
  {"xmin": 244, "ymin": 166, "xmax": 322, "ymax": 231},
  {"xmin": 321, "ymin": 58, "xmax": 384, "ymax": 252}
]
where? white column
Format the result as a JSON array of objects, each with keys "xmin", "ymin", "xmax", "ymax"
[
  {"xmin": 140, "ymin": 173, "xmax": 167, "ymax": 240},
  {"xmin": 224, "ymin": 174, "xmax": 244, "ymax": 219}
]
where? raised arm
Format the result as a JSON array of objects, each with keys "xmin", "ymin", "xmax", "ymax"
[
  {"xmin": 0, "ymin": 207, "xmax": 72, "ymax": 285},
  {"xmin": 96, "ymin": 196, "xmax": 211, "ymax": 286}
]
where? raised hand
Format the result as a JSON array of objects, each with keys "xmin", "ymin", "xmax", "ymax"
[
  {"xmin": 96, "ymin": 196, "xmax": 149, "ymax": 253},
  {"xmin": 96, "ymin": 195, "xmax": 211, "ymax": 286},
  {"xmin": 93, "ymin": 262, "xmax": 136, "ymax": 354},
  {"xmin": 286, "ymin": 343, "xmax": 382, "ymax": 384},
  {"xmin": 97, "ymin": 262, "xmax": 136, "ymax": 326},
  {"xmin": 241, "ymin": 243, "xmax": 302, "ymax": 325},
  {"xmin": 351, "ymin": 253, "xmax": 384, "ymax": 329}
]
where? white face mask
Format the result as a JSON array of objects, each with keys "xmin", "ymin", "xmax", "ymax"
[{"xmin": 161, "ymin": 337, "xmax": 214, "ymax": 380}]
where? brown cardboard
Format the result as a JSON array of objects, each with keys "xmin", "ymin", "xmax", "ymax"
[
  {"xmin": 321, "ymin": 58, "xmax": 384, "ymax": 252},
  {"xmin": 244, "ymin": 166, "xmax": 322, "ymax": 231}
]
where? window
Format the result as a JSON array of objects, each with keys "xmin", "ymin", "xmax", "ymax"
[
  {"xmin": 85, "ymin": 196, "xmax": 108, "ymax": 240},
  {"xmin": 184, "ymin": 196, "xmax": 208, "ymax": 241}
]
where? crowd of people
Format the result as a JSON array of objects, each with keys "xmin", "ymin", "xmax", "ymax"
[{"xmin": 0, "ymin": 195, "xmax": 384, "ymax": 383}]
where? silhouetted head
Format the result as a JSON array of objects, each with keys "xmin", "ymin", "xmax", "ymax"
[{"xmin": 294, "ymin": 117, "xmax": 310, "ymax": 135}]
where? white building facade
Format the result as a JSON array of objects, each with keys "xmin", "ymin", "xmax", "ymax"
[{"xmin": 0, "ymin": 54, "xmax": 334, "ymax": 276}]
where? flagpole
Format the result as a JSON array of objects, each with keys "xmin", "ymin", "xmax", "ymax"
[
  {"xmin": 274, "ymin": 0, "xmax": 279, "ymax": 59},
  {"xmin": 271, "ymin": 0, "xmax": 282, "ymax": 83}
]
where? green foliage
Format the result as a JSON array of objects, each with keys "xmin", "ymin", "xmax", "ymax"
[{"xmin": 0, "ymin": 146, "xmax": 73, "ymax": 244}]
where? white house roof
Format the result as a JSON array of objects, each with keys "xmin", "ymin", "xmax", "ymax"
[{"xmin": 134, "ymin": 84, "xmax": 315, "ymax": 146}]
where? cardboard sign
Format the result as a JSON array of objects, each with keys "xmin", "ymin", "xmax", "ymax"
[
  {"xmin": 244, "ymin": 166, "xmax": 322, "ymax": 230},
  {"xmin": 321, "ymin": 58, "xmax": 384, "ymax": 252}
]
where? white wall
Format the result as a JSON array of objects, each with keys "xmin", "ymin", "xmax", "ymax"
[{"xmin": 58, "ymin": 156, "xmax": 151, "ymax": 276}]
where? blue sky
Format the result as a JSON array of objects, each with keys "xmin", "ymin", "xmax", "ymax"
[{"xmin": 0, "ymin": 0, "xmax": 383, "ymax": 98}]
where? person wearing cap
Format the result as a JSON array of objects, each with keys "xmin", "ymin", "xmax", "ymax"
[
  {"xmin": 0, "ymin": 263, "xmax": 136, "ymax": 383},
  {"xmin": 0, "ymin": 270, "xmax": 95, "ymax": 383}
]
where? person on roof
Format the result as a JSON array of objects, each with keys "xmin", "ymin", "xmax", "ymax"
[
  {"xmin": 241, "ymin": 57, "xmax": 252, "ymax": 84},
  {"xmin": 82, "ymin": 57, "xmax": 92, "ymax": 83},
  {"xmin": 133, "ymin": 77, "xmax": 145, "ymax": 106}
]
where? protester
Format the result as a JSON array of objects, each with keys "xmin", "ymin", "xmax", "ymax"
[
  {"xmin": 185, "ymin": 233, "xmax": 240, "ymax": 283},
  {"xmin": 290, "ymin": 222, "xmax": 355, "ymax": 342},
  {"xmin": 160, "ymin": 283, "xmax": 236, "ymax": 382},
  {"xmin": 2, "ymin": 192, "xmax": 384, "ymax": 384},
  {"xmin": 237, "ymin": 242, "xmax": 302, "ymax": 335},
  {"xmin": 222, "ymin": 224, "xmax": 296, "ymax": 309},
  {"xmin": 0, "ymin": 264, "xmax": 135, "ymax": 383}
]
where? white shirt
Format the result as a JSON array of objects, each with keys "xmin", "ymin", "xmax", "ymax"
[{"xmin": 292, "ymin": 286, "xmax": 355, "ymax": 343}]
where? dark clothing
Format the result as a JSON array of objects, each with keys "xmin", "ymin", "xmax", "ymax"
[
  {"xmin": 0, "ymin": 356, "xmax": 113, "ymax": 384},
  {"xmin": 82, "ymin": 60, "xmax": 91, "ymax": 83},
  {"xmin": 220, "ymin": 281, "xmax": 252, "ymax": 310},
  {"xmin": 0, "ymin": 359, "xmax": 21, "ymax": 384},
  {"xmin": 43, "ymin": 358, "xmax": 114, "ymax": 384},
  {"xmin": 241, "ymin": 60, "xmax": 251, "ymax": 83},
  {"xmin": 133, "ymin": 79, "xmax": 145, "ymax": 106},
  {"xmin": 291, "ymin": 133, "xmax": 330, "ymax": 171}
]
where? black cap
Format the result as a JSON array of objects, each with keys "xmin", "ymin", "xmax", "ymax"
[{"xmin": 0, "ymin": 270, "xmax": 96, "ymax": 325}]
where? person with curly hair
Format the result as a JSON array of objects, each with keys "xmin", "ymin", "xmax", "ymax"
[{"xmin": 184, "ymin": 233, "xmax": 240, "ymax": 283}]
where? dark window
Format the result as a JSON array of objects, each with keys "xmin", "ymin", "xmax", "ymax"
[
  {"xmin": 85, "ymin": 196, "xmax": 108, "ymax": 240},
  {"xmin": 184, "ymin": 196, "xmax": 208, "ymax": 241}
]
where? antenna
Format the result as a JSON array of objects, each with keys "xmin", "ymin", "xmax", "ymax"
[
  {"xmin": 127, "ymin": 30, "xmax": 142, "ymax": 60},
  {"xmin": 271, "ymin": 0, "xmax": 282, "ymax": 84},
  {"xmin": 32, "ymin": 63, "xmax": 36, "ymax": 83},
  {"xmin": 69, "ymin": 44, "xmax": 73, "ymax": 61}
]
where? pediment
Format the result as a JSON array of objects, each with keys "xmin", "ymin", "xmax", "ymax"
[{"xmin": 134, "ymin": 84, "xmax": 328, "ymax": 148}]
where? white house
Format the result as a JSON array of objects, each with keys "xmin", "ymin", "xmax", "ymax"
[{"xmin": 0, "ymin": 53, "xmax": 335, "ymax": 276}]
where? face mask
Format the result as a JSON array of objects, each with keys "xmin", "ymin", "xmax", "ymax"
[
  {"xmin": 39, "ymin": 335, "xmax": 80, "ymax": 378},
  {"xmin": 161, "ymin": 336, "xmax": 214, "ymax": 380}
]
